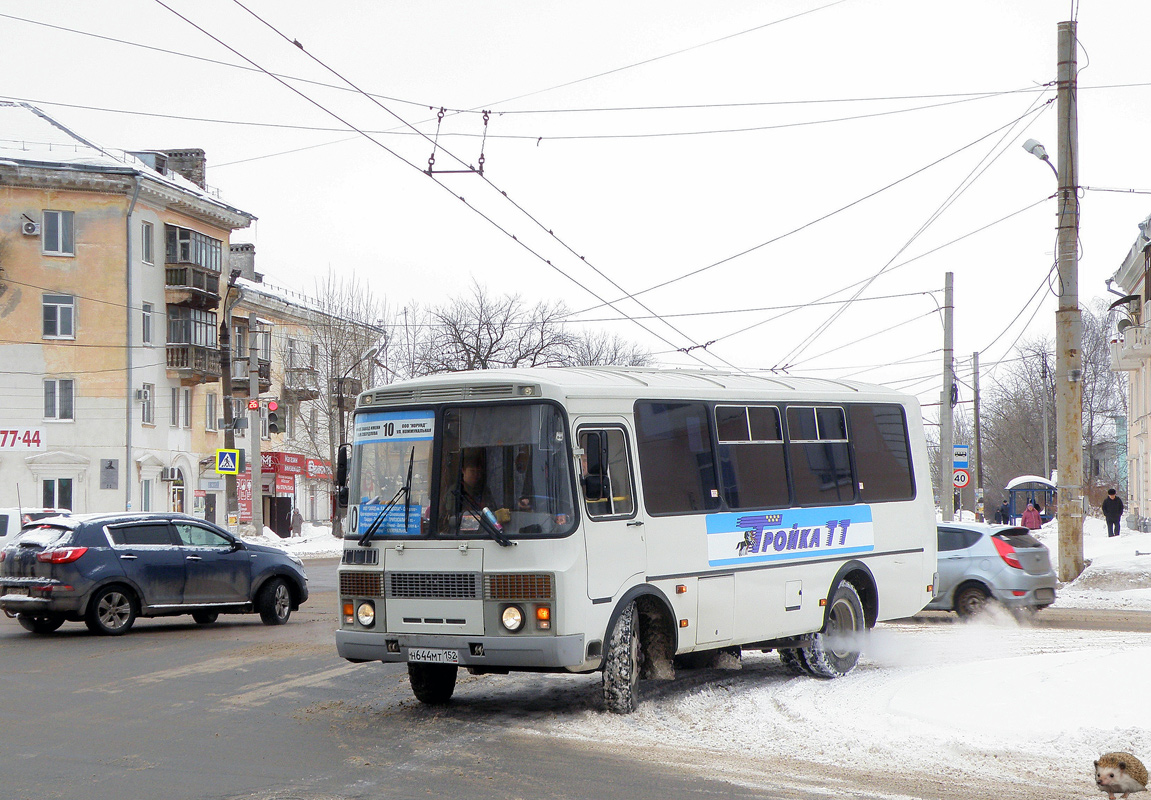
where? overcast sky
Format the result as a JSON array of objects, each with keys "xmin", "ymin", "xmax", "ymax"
[{"xmin": 4, "ymin": 0, "xmax": 1149, "ymax": 410}]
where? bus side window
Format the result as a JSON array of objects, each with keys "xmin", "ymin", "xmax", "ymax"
[{"xmin": 579, "ymin": 428, "xmax": 635, "ymax": 519}]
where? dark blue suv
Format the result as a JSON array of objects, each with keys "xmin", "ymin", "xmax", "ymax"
[{"xmin": 0, "ymin": 513, "xmax": 309, "ymax": 635}]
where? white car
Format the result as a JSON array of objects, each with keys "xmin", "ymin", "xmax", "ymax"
[{"xmin": 0, "ymin": 508, "xmax": 70, "ymax": 544}]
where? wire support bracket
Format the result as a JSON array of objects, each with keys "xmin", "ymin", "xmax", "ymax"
[{"xmin": 426, "ymin": 109, "xmax": 490, "ymax": 176}]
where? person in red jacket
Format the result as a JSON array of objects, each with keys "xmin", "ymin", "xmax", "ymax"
[{"xmin": 1020, "ymin": 501, "xmax": 1042, "ymax": 530}]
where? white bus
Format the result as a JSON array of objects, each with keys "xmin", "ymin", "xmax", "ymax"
[{"xmin": 335, "ymin": 367, "xmax": 936, "ymax": 713}]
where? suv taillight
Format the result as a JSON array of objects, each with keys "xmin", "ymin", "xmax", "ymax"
[
  {"xmin": 991, "ymin": 536, "xmax": 1021, "ymax": 569},
  {"xmin": 36, "ymin": 546, "xmax": 88, "ymax": 564}
]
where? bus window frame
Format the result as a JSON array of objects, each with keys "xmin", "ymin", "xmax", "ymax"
[{"xmin": 577, "ymin": 424, "xmax": 638, "ymax": 522}]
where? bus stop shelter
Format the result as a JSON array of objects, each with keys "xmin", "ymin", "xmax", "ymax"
[{"xmin": 1005, "ymin": 475, "xmax": 1056, "ymax": 524}]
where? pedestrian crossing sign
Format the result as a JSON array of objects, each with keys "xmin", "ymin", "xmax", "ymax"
[{"xmin": 215, "ymin": 448, "xmax": 240, "ymax": 475}]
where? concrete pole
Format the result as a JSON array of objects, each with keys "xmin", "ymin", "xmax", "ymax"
[
  {"xmin": 940, "ymin": 272, "xmax": 955, "ymax": 522},
  {"xmin": 1042, "ymin": 355, "xmax": 1050, "ymax": 479},
  {"xmin": 249, "ymin": 314, "xmax": 264, "ymax": 535},
  {"xmin": 1055, "ymin": 20, "xmax": 1084, "ymax": 581},
  {"xmin": 973, "ymin": 351, "xmax": 984, "ymax": 520}
]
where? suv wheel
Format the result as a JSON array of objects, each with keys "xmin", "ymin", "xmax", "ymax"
[
  {"xmin": 17, "ymin": 613, "xmax": 65, "ymax": 634},
  {"xmin": 85, "ymin": 585, "xmax": 137, "ymax": 635},
  {"xmin": 192, "ymin": 610, "xmax": 219, "ymax": 625},
  {"xmin": 257, "ymin": 578, "xmax": 292, "ymax": 625}
]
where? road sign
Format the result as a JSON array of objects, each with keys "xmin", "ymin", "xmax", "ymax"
[
  {"xmin": 952, "ymin": 468, "xmax": 971, "ymax": 488},
  {"xmin": 215, "ymin": 448, "xmax": 240, "ymax": 475},
  {"xmin": 953, "ymin": 445, "xmax": 969, "ymax": 469},
  {"xmin": 247, "ymin": 399, "xmax": 260, "ymax": 411}
]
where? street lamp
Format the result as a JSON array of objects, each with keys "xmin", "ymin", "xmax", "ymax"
[
  {"xmin": 1022, "ymin": 120, "xmax": 1084, "ymax": 582},
  {"xmin": 331, "ymin": 345, "xmax": 379, "ymax": 536}
]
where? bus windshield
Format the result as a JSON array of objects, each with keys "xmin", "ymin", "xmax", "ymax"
[{"xmin": 437, "ymin": 403, "xmax": 576, "ymax": 538}]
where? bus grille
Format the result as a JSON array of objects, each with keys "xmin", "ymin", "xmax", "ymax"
[
  {"xmin": 387, "ymin": 572, "xmax": 480, "ymax": 599},
  {"xmin": 340, "ymin": 572, "xmax": 383, "ymax": 597},
  {"xmin": 485, "ymin": 573, "xmax": 553, "ymax": 600}
]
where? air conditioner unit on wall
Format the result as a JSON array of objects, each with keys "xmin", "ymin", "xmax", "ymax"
[
  {"xmin": 135, "ymin": 387, "xmax": 151, "ymax": 402},
  {"xmin": 160, "ymin": 468, "xmax": 175, "ymax": 482},
  {"xmin": 22, "ymin": 221, "xmax": 40, "ymax": 236}
]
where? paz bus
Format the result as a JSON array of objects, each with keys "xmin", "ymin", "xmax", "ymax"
[{"xmin": 334, "ymin": 367, "xmax": 936, "ymax": 713}]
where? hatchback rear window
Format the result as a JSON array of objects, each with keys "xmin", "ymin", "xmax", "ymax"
[
  {"xmin": 14, "ymin": 526, "xmax": 71, "ymax": 548},
  {"xmin": 994, "ymin": 528, "xmax": 1042, "ymax": 548}
]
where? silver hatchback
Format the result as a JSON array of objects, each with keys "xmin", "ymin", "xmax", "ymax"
[{"xmin": 926, "ymin": 522, "xmax": 1058, "ymax": 617}]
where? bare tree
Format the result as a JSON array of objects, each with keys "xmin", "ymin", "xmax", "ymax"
[{"xmin": 567, "ymin": 329, "xmax": 653, "ymax": 367}]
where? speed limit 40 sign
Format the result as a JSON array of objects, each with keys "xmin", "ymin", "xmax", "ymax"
[{"xmin": 952, "ymin": 468, "xmax": 971, "ymax": 488}]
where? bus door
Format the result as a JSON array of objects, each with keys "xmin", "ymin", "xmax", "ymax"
[{"xmin": 576, "ymin": 423, "xmax": 645, "ymax": 601}]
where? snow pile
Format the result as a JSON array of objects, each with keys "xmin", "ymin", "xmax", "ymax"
[
  {"xmin": 241, "ymin": 522, "xmax": 342, "ymax": 558},
  {"xmin": 1034, "ymin": 516, "xmax": 1151, "ymax": 610}
]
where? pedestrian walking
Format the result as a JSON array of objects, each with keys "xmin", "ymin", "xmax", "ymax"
[
  {"xmin": 1101, "ymin": 488, "xmax": 1124, "ymax": 538},
  {"xmin": 997, "ymin": 500, "xmax": 1011, "ymax": 524},
  {"xmin": 1021, "ymin": 501, "xmax": 1042, "ymax": 530},
  {"xmin": 291, "ymin": 506, "xmax": 303, "ymax": 537}
]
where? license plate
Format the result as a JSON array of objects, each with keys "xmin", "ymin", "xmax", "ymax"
[
  {"xmin": 1035, "ymin": 588, "xmax": 1055, "ymax": 603},
  {"xmin": 4, "ymin": 587, "xmax": 28, "ymax": 597},
  {"xmin": 408, "ymin": 647, "xmax": 459, "ymax": 664}
]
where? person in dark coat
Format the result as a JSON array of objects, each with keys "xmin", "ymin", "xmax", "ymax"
[
  {"xmin": 997, "ymin": 500, "xmax": 1011, "ymax": 525},
  {"xmin": 1101, "ymin": 489, "xmax": 1124, "ymax": 537}
]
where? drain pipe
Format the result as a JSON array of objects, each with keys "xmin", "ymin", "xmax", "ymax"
[{"xmin": 125, "ymin": 176, "xmax": 141, "ymax": 511}]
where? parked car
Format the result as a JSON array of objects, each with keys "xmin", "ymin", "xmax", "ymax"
[
  {"xmin": 926, "ymin": 522, "xmax": 1057, "ymax": 617},
  {"xmin": 0, "ymin": 508, "xmax": 70, "ymax": 544},
  {"xmin": 0, "ymin": 513, "xmax": 308, "ymax": 635}
]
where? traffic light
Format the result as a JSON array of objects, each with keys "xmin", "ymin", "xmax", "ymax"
[{"xmin": 267, "ymin": 399, "xmax": 281, "ymax": 435}]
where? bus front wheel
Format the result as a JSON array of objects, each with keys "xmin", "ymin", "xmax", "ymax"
[
  {"xmin": 801, "ymin": 580, "xmax": 866, "ymax": 678},
  {"xmin": 408, "ymin": 662, "xmax": 458, "ymax": 705},
  {"xmin": 602, "ymin": 601, "xmax": 640, "ymax": 714}
]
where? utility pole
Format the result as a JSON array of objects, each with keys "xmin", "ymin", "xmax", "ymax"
[
  {"xmin": 940, "ymin": 272, "xmax": 955, "ymax": 522},
  {"xmin": 219, "ymin": 270, "xmax": 241, "ymax": 528},
  {"xmin": 1041, "ymin": 355, "xmax": 1050, "ymax": 479},
  {"xmin": 1055, "ymin": 20, "xmax": 1084, "ymax": 581},
  {"xmin": 249, "ymin": 314, "xmax": 264, "ymax": 535},
  {"xmin": 973, "ymin": 351, "xmax": 984, "ymax": 521}
]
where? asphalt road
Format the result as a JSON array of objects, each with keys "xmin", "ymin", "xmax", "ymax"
[{"xmin": 1, "ymin": 557, "xmax": 1147, "ymax": 800}]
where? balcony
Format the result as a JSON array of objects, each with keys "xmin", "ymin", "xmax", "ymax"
[
  {"xmin": 230, "ymin": 358, "xmax": 271, "ymax": 395},
  {"xmin": 165, "ymin": 264, "xmax": 221, "ymax": 310},
  {"xmin": 283, "ymin": 366, "xmax": 321, "ymax": 401},
  {"xmin": 167, "ymin": 344, "xmax": 222, "ymax": 385},
  {"xmin": 1110, "ymin": 325, "xmax": 1151, "ymax": 372}
]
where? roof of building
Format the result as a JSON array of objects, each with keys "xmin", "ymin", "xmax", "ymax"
[{"xmin": 0, "ymin": 101, "xmax": 254, "ymax": 227}]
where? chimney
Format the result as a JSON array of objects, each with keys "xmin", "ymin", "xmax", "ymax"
[
  {"xmin": 229, "ymin": 242, "xmax": 262, "ymax": 283},
  {"xmin": 161, "ymin": 148, "xmax": 207, "ymax": 189}
]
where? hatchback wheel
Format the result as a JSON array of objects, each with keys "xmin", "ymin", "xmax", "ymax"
[
  {"xmin": 85, "ymin": 585, "xmax": 137, "ymax": 635},
  {"xmin": 257, "ymin": 578, "xmax": 292, "ymax": 625},
  {"xmin": 17, "ymin": 613, "xmax": 65, "ymax": 634},
  {"xmin": 954, "ymin": 585, "xmax": 990, "ymax": 619}
]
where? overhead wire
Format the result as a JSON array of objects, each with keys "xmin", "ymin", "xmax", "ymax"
[
  {"xmin": 223, "ymin": 0, "xmax": 742, "ymax": 371},
  {"xmin": 151, "ymin": 0, "xmax": 723, "ymax": 370}
]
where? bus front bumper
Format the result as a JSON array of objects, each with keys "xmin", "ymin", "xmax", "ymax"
[{"xmin": 336, "ymin": 628, "xmax": 587, "ymax": 669}]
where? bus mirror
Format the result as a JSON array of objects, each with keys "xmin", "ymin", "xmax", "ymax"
[
  {"xmin": 336, "ymin": 445, "xmax": 349, "ymax": 487},
  {"xmin": 583, "ymin": 474, "xmax": 609, "ymax": 501},
  {"xmin": 337, "ymin": 486, "xmax": 349, "ymax": 509},
  {"xmin": 582, "ymin": 431, "xmax": 610, "ymax": 501}
]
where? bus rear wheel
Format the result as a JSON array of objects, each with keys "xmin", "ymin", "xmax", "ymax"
[
  {"xmin": 801, "ymin": 580, "xmax": 866, "ymax": 679},
  {"xmin": 602, "ymin": 601, "xmax": 640, "ymax": 714},
  {"xmin": 408, "ymin": 662, "xmax": 457, "ymax": 705}
]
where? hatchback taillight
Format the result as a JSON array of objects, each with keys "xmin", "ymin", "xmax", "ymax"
[
  {"xmin": 36, "ymin": 546, "xmax": 88, "ymax": 564},
  {"xmin": 992, "ymin": 536, "xmax": 1022, "ymax": 569}
]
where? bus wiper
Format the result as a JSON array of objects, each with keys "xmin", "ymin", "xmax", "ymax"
[
  {"xmin": 453, "ymin": 486, "xmax": 515, "ymax": 547},
  {"xmin": 357, "ymin": 447, "xmax": 415, "ymax": 548}
]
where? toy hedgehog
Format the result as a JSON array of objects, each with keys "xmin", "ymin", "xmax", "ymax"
[{"xmin": 1095, "ymin": 752, "xmax": 1148, "ymax": 800}]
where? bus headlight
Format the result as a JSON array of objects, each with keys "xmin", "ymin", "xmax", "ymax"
[
  {"xmin": 500, "ymin": 604, "xmax": 525, "ymax": 632},
  {"xmin": 356, "ymin": 601, "xmax": 376, "ymax": 627}
]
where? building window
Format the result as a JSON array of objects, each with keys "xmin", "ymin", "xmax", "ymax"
[
  {"xmin": 167, "ymin": 307, "xmax": 218, "ymax": 347},
  {"xmin": 310, "ymin": 342, "xmax": 319, "ymax": 369},
  {"xmin": 260, "ymin": 405, "xmax": 269, "ymax": 439},
  {"xmin": 170, "ymin": 387, "xmax": 181, "ymax": 426},
  {"xmin": 44, "ymin": 379, "xmax": 74, "ymax": 421},
  {"xmin": 287, "ymin": 338, "xmax": 297, "ymax": 370},
  {"xmin": 165, "ymin": 224, "xmax": 222, "ymax": 272},
  {"xmin": 309, "ymin": 405, "xmax": 317, "ymax": 431},
  {"xmin": 232, "ymin": 398, "xmax": 246, "ymax": 439},
  {"xmin": 142, "ymin": 302, "xmax": 153, "ymax": 345},
  {"xmin": 42, "ymin": 210, "xmax": 75, "ymax": 256},
  {"xmin": 233, "ymin": 324, "xmax": 247, "ymax": 359},
  {"xmin": 286, "ymin": 402, "xmax": 296, "ymax": 440},
  {"xmin": 142, "ymin": 383, "xmax": 155, "ymax": 425},
  {"xmin": 141, "ymin": 479, "xmax": 153, "ymax": 512},
  {"xmin": 206, "ymin": 392, "xmax": 218, "ymax": 431},
  {"xmin": 42, "ymin": 294, "xmax": 75, "ymax": 339},
  {"xmin": 43, "ymin": 477, "xmax": 73, "ymax": 510},
  {"xmin": 141, "ymin": 221, "xmax": 154, "ymax": 264},
  {"xmin": 183, "ymin": 388, "xmax": 192, "ymax": 428}
]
